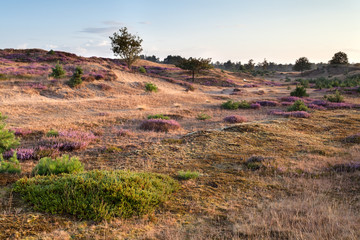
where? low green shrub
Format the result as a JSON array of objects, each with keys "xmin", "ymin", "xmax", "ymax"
[
  {"xmin": 324, "ymin": 90, "xmax": 344, "ymax": 103},
  {"xmin": 221, "ymin": 100, "xmax": 240, "ymax": 110},
  {"xmin": 288, "ymin": 100, "xmax": 308, "ymax": 112},
  {"xmin": 49, "ymin": 62, "xmax": 66, "ymax": 79},
  {"xmin": 0, "ymin": 112, "xmax": 19, "ymax": 153},
  {"xmin": 145, "ymin": 82, "xmax": 158, "ymax": 92},
  {"xmin": 32, "ymin": 155, "xmax": 84, "ymax": 176},
  {"xmin": 14, "ymin": 170, "xmax": 178, "ymax": 221},
  {"xmin": 238, "ymin": 100, "xmax": 251, "ymax": 109},
  {"xmin": 290, "ymin": 85, "xmax": 309, "ymax": 97},
  {"xmin": 46, "ymin": 129, "xmax": 59, "ymax": 137},
  {"xmin": 68, "ymin": 67, "xmax": 83, "ymax": 88},
  {"xmin": 139, "ymin": 67, "xmax": 147, "ymax": 74},
  {"xmin": 147, "ymin": 114, "xmax": 170, "ymax": 120},
  {"xmin": 196, "ymin": 113, "xmax": 211, "ymax": 120},
  {"xmin": 177, "ymin": 170, "xmax": 200, "ymax": 180},
  {"xmin": 0, "ymin": 152, "xmax": 21, "ymax": 174}
]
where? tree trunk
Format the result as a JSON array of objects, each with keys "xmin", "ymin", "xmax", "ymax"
[{"xmin": 192, "ymin": 71, "xmax": 195, "ymax": 82}]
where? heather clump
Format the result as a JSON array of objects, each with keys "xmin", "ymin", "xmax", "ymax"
[
  {"xmin": 140, "ymin": 119, "xmax": 181, "ymax": 132},
  {"xmin": 223, "ymin": 115, "xmax": 247, "ymax": 123}
]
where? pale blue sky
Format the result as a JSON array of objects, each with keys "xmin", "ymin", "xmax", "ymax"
[{"xmin": 1, "ymin": 0, "xmax": 359, "ymax": 63}]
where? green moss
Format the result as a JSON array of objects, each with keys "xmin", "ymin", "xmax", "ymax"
[
  {"xmin": 145, "ymin": 82, "xmax": 158, "ymax": 92},
  {"xmin": 196, "ymin": 113, "xmax": 211, "ymax": 120},
  {"xmin": 32, "ymin": 155, "xmax": 84, "ymax": 176},
  {"xmin": 147, "ymin": 114, "xmax": 170, "ymax": 120},
  {"xmin": 177, "ymin": 170, "xmax": 200, "ymax": 180},
  {"xmin": 14, "ymin": 170, "xmax": 178, "ymax": 221},
  {"xmin": 46, "ymin": 129, "xmax": 59, "ymax": 137}
]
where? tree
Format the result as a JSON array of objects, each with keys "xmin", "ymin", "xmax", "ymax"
[
  {"xmin": 329, "ymin": 51, "xmax": 348, "ymax": 65},
  {"xmin": 244, "ymin": 59, "xmax": 255, "ymax": 71},
  {"xmin": 293, "ymin": 57, "xmax": 311, "ymax": 73},
  {"xmin": 163, "ymin": 55, "xmax": 185, "ymax": 65},
  {"xmin": 0, "ymin": 113, "xmax": 19, "ymax": 154},
  {"xmin": 68, "ymin": 67, "xmax": 83, "ymax": 88},
  {"xmin": 109, "ymin": 27, "xmax": 143, "ymax": 69},
  {"xmin": 176, "ymin": 57, "xmax": 213, "ymax": 81}
]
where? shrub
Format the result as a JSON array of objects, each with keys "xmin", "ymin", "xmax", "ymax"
[
  {"xmin": 140, "ymin": 119, "xmax": 181, "ymax": 132},
  {"xmin": 290, "ymin": 85, "xmax": 309, "ymax": 97},
  {"xmin": 269, "ymin": 110, "xmax": 311, "ymax": 118},
  {"xmin": 46, "ymin": 129, "xmax": 59, "ymax": 137},
  {"xmin": 139, "ymin": 66, "xmax": 147, "ymax": 74},
  {"xmin": 186, "ymin": 84, "xmax": 195, "ymax": 91},
  {"xmin": 68, "ymin": 67, "xmax": 83, "ymax": 88},
  {"xmin": 147, "ymin": 114, "xmax": 170, "ymax": 120},
  {"xmin": 256, "ymin": 100, "xmax": 278, "ymax": 107},
  {"xmin": 32, "ymin": 155, "xmax": 84, "ymax": 176},
  {"xmin": 221, "ymin": 100, "xmax": 240, "ymax": 110},
  {"xmin": 324, "ymin": 90, "xmax": 344, "ymax": 103},
  {"xmin": 344, "ymin": 133, "xmax": 360, "ymax": 144},
  {"xmin": 288, "ymin": 100, "xmax": 308, "ymax": 112},
  {"xmin": 10, "ymin": 128, "xmax": 33, "ymax": 137},
  {"xmin": 104, "ymin": 145, "xmax": 122, "ymax": 153},
  {"xmin": 14, "ymin": 170, "xmax": 178, "ymax": 220},
  {"xmin": 223, "ymin": 115, "xmax": 247, "ymax": 123},
  {"xmin": 250, "ymin": 103, "xmax": 261, "ymax": 109},
  {"xmin": 145, "ymin": 82, "xmax": 158, "ymax": 92},
  {"xmin": 0, "ymin": 113, "xmax": 19, "ymax": 154},
  {"xmin": 34, "ymin": 147, "xmax": 60, "ymax": 160},
  {"xmin": 3, "ymin": 148, "xmax": 34, "ymax": 160},
  {"xmin": 49, "ymin": 62, "xmax": 66, "ymax": 78},
  {"xmin": 98, "ymin": 83, "xmax": 112, "ymax": 91},
  {"xmin": 0, "ymin": 152, "xmax": 21, "ymax": 174},
  {"xmin": 177, "ymin": 170, "xmax": 200, "ymax": 180},
  {"xmin": 196, "ymin": 113, "xmax": 211, "ymax": 120},
  {"xmin": 238, "ymin": 100, "xmax": 251, "ymax": 109}
]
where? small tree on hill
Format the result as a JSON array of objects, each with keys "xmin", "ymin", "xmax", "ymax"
[
  {"xmin": 68, "ymin": 67, "xmax": 83, "ymax": 88},
  {"xmin": 0, "ymin": 113, "xmax": 19, "ymax": 154},
  {"xmin": 49, "ymin": 61, "xmax": 66, "ymax": 78},
  {"xmin": 293, "ymin": 57, "xmax": 311, "ymax": 73},
  {"xmin": 329, "ymin": 51, "xmax": 348, "ymax": 65},
  {"xmin": 109, "ymin": 27, "xmax": 143, "ymax": 69},
  {"xmin": 176, "ymin": 57, "xmax": 213, "ymax": 81}
]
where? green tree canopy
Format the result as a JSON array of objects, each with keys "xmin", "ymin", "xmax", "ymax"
[
  {"xmin": 293, "ymin": 57, "xmax": 311, "ymax": 72},
  {"xmin": 176, "ymin": 57, "xmax": 213, "ymax": 81},
  {"xmin": 329, "ymin": 51, "xmax": 349, "ymax": 65},
  {"xmin": 110, "ymin": 27, "xmax": 143, "ymax": 69}
]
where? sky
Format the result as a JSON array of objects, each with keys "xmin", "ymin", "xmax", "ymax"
[{"xmin": 1, "ymin": 0, "xmax": 359, "ymax": 64}]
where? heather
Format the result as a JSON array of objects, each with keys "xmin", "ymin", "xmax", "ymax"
[
  {"xmin": 223, "ymin": 115, "xmax": 247, "ymax": 123},
  {"xmin": 14, "ymin": 170, "xmax": 178, "ymax": 221},
  {"xmin": 139, "ymin": 119, "xmax": 181, "ymax": 132}
]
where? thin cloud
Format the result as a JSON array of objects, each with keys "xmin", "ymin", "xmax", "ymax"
[
  {"xmin": 80, "ymin": 27, "xmax": 118, "ymax": 34},
  {"xmin": 103, "ymin": 20, "xmax": 123, "ymax": 26},
  {"xmin": 137, "ymin": 21, "xmax": 151, "ymax": 25}
]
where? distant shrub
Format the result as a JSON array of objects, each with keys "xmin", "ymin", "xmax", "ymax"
[
  {"xmin": 285, "ymin": 77, "xmax": 291, "ymax": 82},
  {"xmin": 46, "ymin": 129, "xmax": 59, "ymax": 137},
  {"xmin": 47, "ymin": 49, "xmax": 55, "ymax": 55},
  {"xmin": 3, "ymin": 148, "xmax": 34, "ymax": 161},
  {"xmin": 34, "ymin": 147, "xmax": 60, "ymax": 160},
  {"xmin": 177, "ymin": 170, "xmax": 200, "ymax": 180},
  {"xmin": 139, "ymin": 66, "xmax": 147, "ymax": 74},
  {"xmin": 269, "ymin": 110, "xmax": 311, "ymax": 118},
  {"xmin": 250, "ymin": 103, "xmax": 261, "ymax": 109},
  {"xmin": 332, "ymin": 162, "xmax": 360, "ymax": 172},
  {"xmin": 98, "ymin": 83, "xmax": 112, "ymax": 91},
  {"xmin": 221, "ymin": 100, "xmax": 240, "ymax": 110},
  {"xmin": 324, "ymin": 90, "xmax": 344, "ymax": 103},
  {"xmin": 10, "ymin": 128, "xmax": 33, "ymax": 137},
  {"xmin": 113, "ymin": 128, "xmax": 133, "ymax": 137},
  {"xmin": 145, "ymin": 82, "xmax": 158, "ymax": 92},
  {"xmin": 238, "ymin": 100, "xmax": 251, "ymax": 109},
  {"xmin": 32, "ymin": 155, "xmax": 84, "ymax": 176},
  {"xmin": 83, "ymin": 75, "xmax": 96, "ymax": 82},
  {"xmin": 344, "ymin": 133, "xmax": 360, "ymax": 144},
  {"xmin": 0, "ymin": 113, "xmax": 19, "ymax": 154},
  {"xmin": 0, "ymin": 152, "xmax": 21, "ymax": 174},
  {"xmin": 290, "ymin": 86, "xmax": 309, "ymax": 97},
  {"xmin": 186, "ymin": 84, "xmax": 195, "ymax": 91},
  {"xmin": 140, "ymin": 119, "xmax": 181, "ymax": 132},
  {"xmin": 147, "ymin": 114, "xmax": 170, "ymax": 120},
  {"xmin": 256, "ymin": 100, "xmax": 278, "ymax": 107},
  {"xmin": 196, "ymin": 113, "xmax": 211, "ymax": 120},
  {"xmin": 14, "ymin": 170, "xmax": 178, "ymax": 220},
  {"xmin": 49, "ymin": 62, "xmax": 66, "ymax": 79},
  {"xmin": 68, "ymin": 67, "xmax": 83, "ymax": 88},
  {"xmin": 288, "ymin": 100, "xmax": 308, "ymax": 112},
  {"xmin": 223, "ymin": 115, "xmax": 247, "ymax": 123}
]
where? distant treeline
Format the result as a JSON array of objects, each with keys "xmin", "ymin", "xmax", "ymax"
[{"xmin": 140, "ymin": 55, "xmax": 335, "ymax": 72}]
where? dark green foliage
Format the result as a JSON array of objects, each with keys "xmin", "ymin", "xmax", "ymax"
[
  {"xmin": 139, "ymin": 66, "xmax": 147, "ymax": 74},
  {"xmin": 32, "ymin": 155, "xmax": 84, "ymax": 176},
  {"xmin": 324, "ymin": 90, "xmax": 344, "ymax": 103},
  {"xmin": 296, "ymin": 79, "xmax": 309, "ymax": 88},
  {"xmin": 329, "ymin": 51, "xmax": 349, "ymax": 65},
  {"xmin": 68, "ymin": 67, "xmax": 83, "ymax": 88},
  {"xmin": 0, "ymin": 113, "xmax": 19, "ymax": 154},
  {"xmin": 110, "ymin": 27, "xmax": 143, "ymax": 69},
  {"xmin": 221, "ymin": 100, "xmax": 240, "ymax": 110},
  {"xmin": 14, "ymin": 170, "xmax": 178, "ymax": 221},
  {"xmin": 46, "ymin": 129, "xmax": 59, "ymax": 137},
  {"xmin": 290, "ymin": 86, "xmax": 309, "ymax": 97},
  {"xmin": 177, "ymin": 170, "xmax": 200, "ymax": 180},
  {"xmin": 0, "ymin": 152, "xmax": 21, "ymax": 174},
  {"xmin": 147, "ymin": 114, "xmax": 170, "ymax": 120},
  {"xmin": 176, "ymin": 57, "xmax": 213, "ymax": 81},
  {"xmin": 196, "ymin": 113, "xmax": 211, "ymax": 120},
  {"xmin": 163, "ymin": 55, "xmax": 185, "ymax": 65},
  {"xmin": 145, "ymin": 82, "xmax": 158, "ymax": 92},
  {"xmin": 49, "ymin": 62, "xmax": 66, "ymax": 78},
  {"xmin": 47, "ymin": 49, "xmax": 55, "ymax": 55},
  {"xmin": 310, "ymin": 75, "xmax": 360, "ymax": 89},
  {"xmin": 288, "ymin": 100, "xmax": 308, "ymax": 112},
  {"xmin": 293, "ymin": 57, "xmax": 311, "ymax": 72}
]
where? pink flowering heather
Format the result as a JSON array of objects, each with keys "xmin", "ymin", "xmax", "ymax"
[
  {"xmin": 268, "ymin": 110, "xmax": 310, "ymax": 118},
  {"xmin": 280, "ymin": 96, "xmax": 300, "ymax": 102},
  {"xmin": 10, "ymin": 128, "xmax": 33, "ymax": 137},
  {"xmin": 310, "ymin": 100, "xmax": 328, "ymax": 106},
  {"xmin": 326, "ymin": 102, "xmax": 354, "ymax": 109},
  {"xmin": 281, "ymin": 102, "xmax": 293, "ymax": 106},
  {"xmin": 3, "ymin": 148, "xmax": 35, "ymax": 160},
  {"xmin": 112, "ymin": 128, "xmax": 133, "ymax": 137},
  {"xmin": 139, "ymin": 119, "xmax": 181, "ymax": 132},
  {"xmin": 250, "ymin": 103, "xmax": 261, "ymax": 109},
  {"xmin": 307, "ymin": 104, "xmax": 327, "ymax": 110},
  {"xmin": 223, "ymin": 115, "xmax": 247, "ymax": 123}
]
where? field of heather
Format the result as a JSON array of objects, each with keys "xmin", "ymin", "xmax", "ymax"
[{"xmin": 0, "ymin": 49, "xmax": 359, "ymax": 239}]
